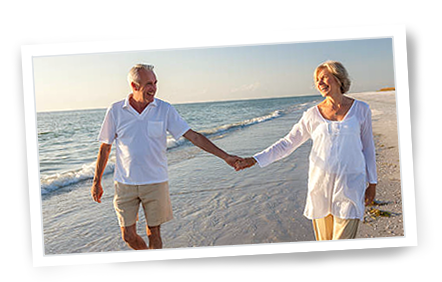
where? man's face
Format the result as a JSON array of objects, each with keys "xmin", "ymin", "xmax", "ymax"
[{"xmin": 133, "ymin": 69, "xmax": 158, "ymax": 103}]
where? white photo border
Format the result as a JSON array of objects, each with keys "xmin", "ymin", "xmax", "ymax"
[{"xmin": 22, "ymin": 25, "xmax": 417, "ymax": 267}]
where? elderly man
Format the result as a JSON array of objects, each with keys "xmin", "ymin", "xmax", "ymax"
[{"xmin": 91, "ymin": 64, "xmax": 241, "ymax": 250}]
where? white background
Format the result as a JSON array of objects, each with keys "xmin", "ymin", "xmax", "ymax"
[{"xmin": 2, "ymin": 0, "xmax": 439, "ymax": 280}]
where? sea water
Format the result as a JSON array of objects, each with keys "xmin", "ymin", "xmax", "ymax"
[
  {"xmin": 37, "ymin": 95, "xmax": 322, "ymax": 254},
  {"xmin": 38, "ymin": 96, "xmax": 320, "ymax": 195}
]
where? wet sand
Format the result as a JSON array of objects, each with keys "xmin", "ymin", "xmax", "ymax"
[
  {"xmin": 162, "ymin": 90, "xmax": 404, "ymax": 248},
  {"xmin": 42, "ymin": 91, "xmax": 403, "ymax": 254}
]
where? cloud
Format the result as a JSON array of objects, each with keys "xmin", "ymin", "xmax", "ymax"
[{"xmin": 230, "ymin": 82, "xmax": 261, "ymax": 93}]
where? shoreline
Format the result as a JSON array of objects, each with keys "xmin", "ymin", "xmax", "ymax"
[
  {"xmin": 41, "ymin": 91, "xmax": 404, "ymax": 254},
  {"xmin": 163, "ymin": 91, "xmax": 405, "ymax": 247}
]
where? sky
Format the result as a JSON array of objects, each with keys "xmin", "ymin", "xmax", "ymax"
[{"xmin": 33, "ymin": 38, "xmax": 395, "ymax": 112}]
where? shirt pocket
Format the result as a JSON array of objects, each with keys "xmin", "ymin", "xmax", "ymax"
[{"xmin": 147, "ymin": 121, "xmax": 164, "ymax": 138}]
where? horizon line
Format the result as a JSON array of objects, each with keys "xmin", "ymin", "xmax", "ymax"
[{"xmin": 36, "ymin": 89, "xmax": 392, "ymax": 113}]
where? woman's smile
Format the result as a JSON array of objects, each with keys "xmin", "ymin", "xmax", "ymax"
[{"xmin": 316, "ymin": 68, "xmax": 340, "ymax": 96}]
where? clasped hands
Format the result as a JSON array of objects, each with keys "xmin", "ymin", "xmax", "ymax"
[{"xmin": 224, "ymin": 155, "xmax": 257, "ymax": 171}]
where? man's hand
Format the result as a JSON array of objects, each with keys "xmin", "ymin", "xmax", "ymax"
[
  {"xmin": 91, "ymin": 182, "xmax": 104, "ymax": 203},
  {"xmin": 365, "ymin": 183, "xmax": 376, "ymax": 206},
  {"xmin": 91, "ymin": 143, "xmax": 111, "ymax": 203},
  {"xmin": 224, "ymin": 155, "xmax": 244, "ymax": 169},
  {"xmin": 235, "ymin": 157, "xmax": 257, "ymax": 171}
]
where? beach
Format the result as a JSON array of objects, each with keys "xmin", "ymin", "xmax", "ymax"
[
  {"xmin": 40, "ymin": 91, "xmax": 403, "ymax": 254},
  {"xmin": 162, "ymin": 91, "xmax": 403, "ymax": 246},
  {"xmin": 349, "ymin": 91, "xmax": 403, "ymax": 238}
]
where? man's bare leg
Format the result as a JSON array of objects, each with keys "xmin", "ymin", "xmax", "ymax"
[
  {"xmin": 147, "ymin": 225, "xmax": 162, "ymax": 249},
  {"xmin": 121, "ymin": 224, "xmax": 148, "ymax": 250}
]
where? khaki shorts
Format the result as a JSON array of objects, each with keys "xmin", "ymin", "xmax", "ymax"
[
  {"xmin": 312, "ymin": 214, "xmax": 360, "ymax": 240},
  {"xmin": 113, "ymin": 181, "xmax": 173, "ymax": 227}
]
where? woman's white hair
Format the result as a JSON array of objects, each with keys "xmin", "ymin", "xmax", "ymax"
[{"xmin": 127, "ymin": 64, "xmax": 155, "ymax": 86}]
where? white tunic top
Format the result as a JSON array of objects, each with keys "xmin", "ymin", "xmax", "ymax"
[
  {"xmin": 253, "ymin": 100, "xmax": 377, "ymax": 220},
  {"xmin": 98, "ymin": 95, "xmax": 191, "ymax": 185}
]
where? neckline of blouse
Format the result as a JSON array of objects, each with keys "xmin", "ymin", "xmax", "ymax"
[{"xmin": 315, "ymin": 99, "xmax": 357, "ymax": 123}]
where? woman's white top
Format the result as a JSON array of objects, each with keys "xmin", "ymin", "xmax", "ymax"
[{"xmin": 253, "ymin": 99, "xmax": 377, "ymax": 220}]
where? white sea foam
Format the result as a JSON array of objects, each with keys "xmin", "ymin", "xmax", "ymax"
[
  {"xmin": 200, "ymin": 110, "xmax": 283, "ymax": 136},
  {"xmin": 40, "ymin": 111, "xmax": 284, "ymax": 194},
  {"xmin": 166, "ymin": 136, "xmax": 187, "ymax": 149},
  {"xmin": 166, "ymin": 110, "xmax": 283, "ymax": 149},
  {"xmin": 40, "ymin": 158, "xmax": 115, "ymax": 195},
  {"xmin": 39, "ymin": 108, "xmax": 294, "ymax": 195}
]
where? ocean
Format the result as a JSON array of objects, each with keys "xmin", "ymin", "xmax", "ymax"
[{"xmin": 38, "ymin": 95, "xmax": 322, "ymax": 254}]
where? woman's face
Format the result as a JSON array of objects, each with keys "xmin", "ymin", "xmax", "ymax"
[{"xmin": 315, "ymin": 68, "xmax": 341, "ymax": 97}]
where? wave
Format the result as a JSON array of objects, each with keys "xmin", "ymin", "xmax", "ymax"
[
  {"xmin": 40, "ymin": 109, "xmax": 285, "ymax": 195},
  {"xmin": 201, "ymin": 110, "xmax": 283, "ymax": 136},
  {"xmin": 166, "ymin": 109, "xmax": 284, "ymax": 150},
  {"xmin": 40, "ymin": 158, "xmax": 115, "ymax": 195}
]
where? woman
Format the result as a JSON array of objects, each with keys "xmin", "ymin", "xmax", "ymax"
[{"xmin": 236, "ymin": 61, "xmax": 377, "ymax": 240}]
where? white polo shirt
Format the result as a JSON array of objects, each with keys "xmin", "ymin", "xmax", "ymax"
[{"xmin": 98, "ymin": 95, "xmax": 191, "ymax": 185}]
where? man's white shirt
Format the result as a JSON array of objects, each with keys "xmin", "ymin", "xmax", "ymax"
[{"xmin": 98, "ymin": 95, "xmax": 190, "ymax": 185}]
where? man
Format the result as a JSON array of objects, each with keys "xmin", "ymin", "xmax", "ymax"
[{"xmin": 91, "ymin": 64, "xmax": 241, "ymax": 250}]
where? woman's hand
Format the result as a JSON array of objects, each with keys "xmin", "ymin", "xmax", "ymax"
[
  {"xmin": 365, "ymin": 183, "xmax": 377, "ymax": 205},
  {"xmin": 235, "ymin": 157, "xmax": 257, "ymax": 171}
]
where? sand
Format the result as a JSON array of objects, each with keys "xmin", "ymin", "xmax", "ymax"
[
  {"xmin": 161, "ymin": 90, "xmax": 404, "ymax": 247},
  {"xmin": 41, "ymin": 91, "xmax": 403, "ymax": 255},
  {"xmin": 349, "ymin": 91, "xmax": 404, "ymax": 238}
]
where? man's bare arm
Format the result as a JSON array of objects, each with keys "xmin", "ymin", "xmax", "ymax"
[
  {"xmin": 91, "ymin": 143, "xmax": 112, "ymax": 203},
  {"xmin": 183, "ymin": 129, "xmax": 242, "ymax": 168}
]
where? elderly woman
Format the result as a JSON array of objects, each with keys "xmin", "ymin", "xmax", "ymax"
[{"xmin": 237, "ymin": 61, "xmax": 377, "ymax": 240}]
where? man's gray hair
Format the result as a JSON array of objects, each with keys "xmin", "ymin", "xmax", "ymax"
[{"xmin": 127, "ymin": 64, "xmax": 155, "ymax": 86}]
